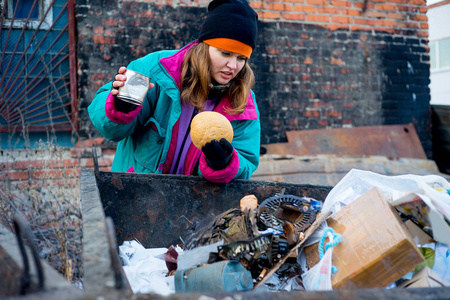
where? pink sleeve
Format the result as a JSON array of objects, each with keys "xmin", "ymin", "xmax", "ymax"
[
  {"xmin": 199, "ymin": 148, "xmax": 239, "ymax": 183},
  {"xmin": 105, "ymin": 93, "xmax": 142, "ymax": 124}
]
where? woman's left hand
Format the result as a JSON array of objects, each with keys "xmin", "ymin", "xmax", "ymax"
[{"xmin": 201, "ymin": 138, "xmax": 233, "ymax": 170}]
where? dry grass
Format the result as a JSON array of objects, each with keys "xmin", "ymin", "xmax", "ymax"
[{"xmin": 0, "ymin": 141, "xmax": 83, "ymax": 286}]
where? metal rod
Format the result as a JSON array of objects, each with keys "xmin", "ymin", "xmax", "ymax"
[
  {"xmin": 0, "ymin": 0, "xmax": 58, "ymax": 91},
  {"xmin": 0, "ymin": 0, "xmax": 40, "ymax": 87},
  {"xmin": 9, "ymin": 95, "xmax": 71, "ymax": 124},
  {"xmin": 67, "ymin": 0, "xmax": 79, "ymax": 131},
  {"xmin": 0, "ymin": 52, "xmax": 69, "ymax": 115},
  {"xmin": 0, "ymin": 0, "xmax": 21, "ymax": 72},
  {"xmin": 0, "ymin": 2, "xmax": 67, "ymax": 104},
  {"xmin": 8, "ymin": 78, "xmax": 69, "ymax": 120},
  {"xmin": 13, "ymin": 213, "xmax": 45, "ymax": 294}
]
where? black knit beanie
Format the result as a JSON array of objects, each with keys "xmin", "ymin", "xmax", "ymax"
[{"xmin": 198, "ymin": 0, "xmax": 258, "ymax": 57}]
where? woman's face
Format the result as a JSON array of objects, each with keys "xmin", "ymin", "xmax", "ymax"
[{"xmin": 208, "ymin": 46, "xmax": 247, "ymax": 85}]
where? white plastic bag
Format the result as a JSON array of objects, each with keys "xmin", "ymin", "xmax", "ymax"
[
  {"xmin": 301, "ymin": 247, "xmax": 333, "ymax": 291},
  {"xmin": 301, "ymin": 228, "xmax": 341, "ymax": 291},
  {"xmin": 321, "ymin": 169, "xmax": 450, "ymax": 246}
]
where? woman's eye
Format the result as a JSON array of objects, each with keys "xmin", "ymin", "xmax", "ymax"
[
  {"xmin": 238, "ymin": 57, "xmax": 246, "ymax": 61},
  {"xmin": 221, "ymin": 52, "xmax": 231, "ymax": 56}
]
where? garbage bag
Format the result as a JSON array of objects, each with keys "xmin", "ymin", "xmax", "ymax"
[{"xmin": 321, "ymin": 169, "xmax": 450, "ymax": 246}]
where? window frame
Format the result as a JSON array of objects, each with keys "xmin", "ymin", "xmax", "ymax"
[
  {"xmin": 1, "ymin": 0, "xmax": 53, "ymax": 30},
  {"xmin": 430, "ymin": 37, "xmax": 450, "ymax": 73}
]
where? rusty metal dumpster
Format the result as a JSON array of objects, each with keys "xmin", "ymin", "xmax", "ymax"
[{"xmin": 80, "ymin": 168, "xmax": 450, "ymax": 299}]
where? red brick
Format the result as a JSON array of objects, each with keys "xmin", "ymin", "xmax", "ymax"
[
  {"xmin": 102, "ymin": 18, "xmax": 118, "ymax": 26},
  {"xmin": 377, "ymin": 19, "xmax": 398, "ymax": 27},
  {"xmin": 65, "ymin": 168, "xmax": 81, "ymax": 178},
  {"xmin": 47, "ymin": 159, "xmax": 79, "ymax": 168},
  {"xmin": 409, "ymin": 0, "xmax": 425, "ymax": 4},
  {"xmin": 31, "ymin": 170, "xmax": 63, "ymax": 179},
  {"xmin": 249, "ymin": 1, "xmax": 268, "ymax": 9},
  {"xmin": 12, "ymin": 160, "xmax": 45, "ymax": 169},
  {"xmin": 341, "ymin": 8, "xmax": 361, "ymax": 16},
  {"xmin": 0, "ymin": 162, "xmax": 12, "ymax": 170},
  {"xmin": 331, "ymin": 0, "xmax": 352, "ymax": 6},
  {"xmin": 331, "ymin": 57, "xmax": 344, "ymax": 65},
  {"xmin": 282, "ymin": 13, "xmax": 306, "ymax": 21},
  {"xmin": 93, "ymin": 26, "xmax": 103, "ymax": 34},
  {"xmin": 269, "ymin": 3, "xmax": 293, "ymax": 10},
  {"xmin": 354, "ymin": 18, "xmax": 376, "ymax": 26},
  {"xmin": 80, "ymin": 158, "xmax": 94, "ymax": 167},
  {"xmin": 327, "ymin": 24, "xmax": 350, "ymax": 30},
  {"xmin": 376, "ymin": 3, "xmax": 397, "ymax": 10},
  {"xmin": 93, "ymin": 36, "xmax": 117, "ymax": 44},
  {"xmin": 318, "ymin": 119, "xmax": 328, "ymax": 127},
  {"xmin": 420, "ymin": 23, "xmax": 429, "ymax": 29},
  {"xmin": 389, "ymin": 0, "xmax": 409, "ymax": 3},
  {"xmin": 417, "ymin": 30, "xmax": 429, "ymax": 37},
  {"xmin": 387, "ymin": 12, "xmax": 406, "ymax": 20},
  {"xmin": 0, "ymin": 171, "xmax": 29, "ymax": 181},
  {"xmin": 75, "ymin": 138, "xmax": 105, "ymax": 148},
  {"xmin": 398, "ymin": 21, "xmax": 419, "ymax": 28},
  {"xmin": 304, "ymin": 57, "xmax": 313, "ymax": 65},
  {"xmin": 331, "ymin": 16, "xmax": 353, "ymax": 24},
  {"xmin": 366, "ymin": 11, "xmax": 386, "ymax": 18},
  {"xmin": 293, "ymin": 5, "xmax": 317, "ymax": 12},
  {"xmin": 411, "ymin": 14, "xmax": 428, "ymax": 21},
  {"xmin": 306, "ymin": 0, "xmax": 329, "ymax": 4},
  {"xmin": 305, "ymin": 110, "xmax": 320, "ymax": 118},
  {"xmin": 398, "ymin": 5, "xmax": 419, "ymax": 13},
  {"xmin": 318, "ymin": 7, "xmax": 340, "ymax": 14},
  {"xmin": 258, "ymin": 11, "xmax": 281, "ymax": 20},
  {"xmin": 307, "ymin": 15, "xmax": 330, "ymax": 22},
  {"xmin": 139, "ymin": 11, "xmax": 155, "ymax": 18},
  {"xmin": 353, "ymin": 2, "xmax": 375, "ymax": 9},
  {"xmin": 373, "ymin": 27, "xmax": 396, "ymax": 34}
]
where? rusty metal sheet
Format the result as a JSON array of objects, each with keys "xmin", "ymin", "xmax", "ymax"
[
  {"xmin": 262, "ymin": 124, "xmax": 427, "ymax": 159},
  {"xmin": 90, "ymin": 170, "xmax": 332, "ymax": 249}
]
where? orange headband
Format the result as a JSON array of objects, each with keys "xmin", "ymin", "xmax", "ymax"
[{"xmin": 203, "ymin": 38, "xmax": 252, "ymax": 58}]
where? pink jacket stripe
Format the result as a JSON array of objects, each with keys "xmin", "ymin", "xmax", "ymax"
[
  {"xmin": 199, "ymin": 148, "xmax": 239, "ymax": 183},
  {"xmin": 105, "ymin": 93, "xmax": 142, "ymax": 124}
]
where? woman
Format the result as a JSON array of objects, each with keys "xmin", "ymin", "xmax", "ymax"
[{"xmin": 88, "ymin": 0, "xmax": 260, "ymax": 183}]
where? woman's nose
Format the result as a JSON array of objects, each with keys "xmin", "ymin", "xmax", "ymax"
[{"xmin": 227, "ymin": 57, "xmax": 237, "ymax": 69}]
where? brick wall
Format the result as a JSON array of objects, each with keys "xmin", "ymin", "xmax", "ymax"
[
  {"xmin": 76, "ymin": 0, "xmax": 431, "ymax": 158},
  {"xmin": 2, "ymin": 0, "xmax": 431, "ymax": 197}
]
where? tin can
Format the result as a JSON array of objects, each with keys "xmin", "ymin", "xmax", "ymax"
[{"xmin": 116, "ymin": 69, "xmax": 150, "ymax": 106}]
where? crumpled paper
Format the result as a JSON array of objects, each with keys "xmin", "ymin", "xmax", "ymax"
[{"xmin": 119, "ymin": 240, "xmax": 182, "ymax": 295}]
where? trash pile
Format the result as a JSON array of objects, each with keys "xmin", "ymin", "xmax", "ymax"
[{"xmin": 118, "ymin": 169, "xmax": 450, "ymax": 295}]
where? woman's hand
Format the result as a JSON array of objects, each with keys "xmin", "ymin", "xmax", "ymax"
[
  {"xmin": 110, "ymin": 66, "xmax": 154, "ymax": 96},
  {"xmin": 111, "ymin": 66, "xmax": 127, "ymax": 96},
  {"xmin": 201, "ymin": 138, "xmax": 234, "ymax": 170}
]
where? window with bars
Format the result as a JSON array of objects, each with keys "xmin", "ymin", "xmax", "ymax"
[{"xmin": 0, "ymin": 0, "xmax": 77, "ymax": 148}]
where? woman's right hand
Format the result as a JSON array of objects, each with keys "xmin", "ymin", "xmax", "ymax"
[{"xmin": 111, "ymin": 66, "xmax": 127, "ymax": 96}]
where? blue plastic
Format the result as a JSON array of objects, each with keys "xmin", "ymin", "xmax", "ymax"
[{"xmin": 174, "ymin": 260, "xmax": 253, "ymax": 293}]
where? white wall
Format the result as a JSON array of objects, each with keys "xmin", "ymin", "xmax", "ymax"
[{"xmin": 427, "ymin": 2, "xmax": 450, "ymax": 105}]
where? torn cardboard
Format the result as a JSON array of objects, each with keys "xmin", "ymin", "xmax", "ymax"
[
  {"xmin": 304, "ymin": 187, "xmax": 424, "ymax": 289},
  {"xmin": 397, "ymin": 267, "xmax": 450, "ymax": 288}
]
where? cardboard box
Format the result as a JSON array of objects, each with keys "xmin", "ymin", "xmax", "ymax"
[
  {"xmin": 304, "ymin": 187, "xmax": 424, "ymax": 289},
  {"xmin": 403, "ymin": 219, "xmax": 434, "ymax": 246},
  {"xmin": 397, "ymin": 267, "xmax": 450, "ymax": 288}
]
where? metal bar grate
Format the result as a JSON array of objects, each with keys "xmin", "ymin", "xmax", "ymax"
[{"xmin": 0, "ymin": 0, "xmax": 77, "ymax": 133}]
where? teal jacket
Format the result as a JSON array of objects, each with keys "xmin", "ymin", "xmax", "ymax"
[{"xmin": 88, "ymin": 41, "xmax": 261, "ymax": 182}]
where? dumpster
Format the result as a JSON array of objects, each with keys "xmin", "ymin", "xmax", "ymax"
[{"xmin": 80, "ymin": 168, "xmax": 450, "ymax": 299}]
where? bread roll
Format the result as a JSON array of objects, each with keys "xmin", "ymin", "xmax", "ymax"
[{"xmin": 190, "ymin": 111, "xmax": 233, "ymax": 150}]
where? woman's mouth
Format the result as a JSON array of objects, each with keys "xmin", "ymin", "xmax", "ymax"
[{"xmin": 221, "ymin": 71, "xmax": 233, "ymax": 80}]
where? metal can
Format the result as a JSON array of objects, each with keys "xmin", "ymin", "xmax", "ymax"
[{"xmin": 116, "ymin": 69, "xmax": 150, "ymax": 106}]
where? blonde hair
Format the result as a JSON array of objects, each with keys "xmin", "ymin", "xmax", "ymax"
[{"xmin": 180, "ymin": 42, "xmax": 255, "ymax": 115}]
